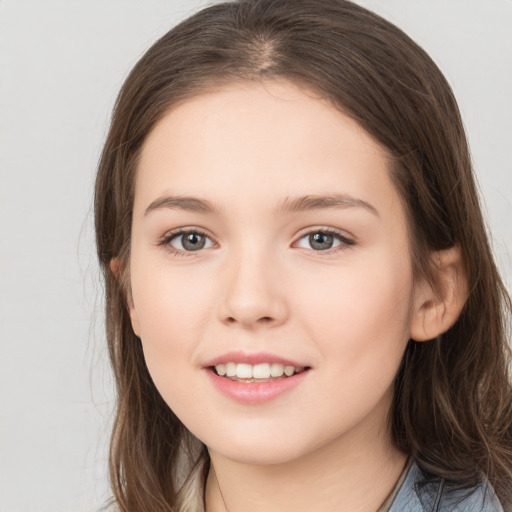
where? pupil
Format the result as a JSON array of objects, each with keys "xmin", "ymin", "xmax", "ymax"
[
  {"xmin": 310, "ymin": 232, "xmax": 333, "ymax": 250},
  {"xmin": 183, "ymin": 233, "xmax": 205, "ymax": 251}
]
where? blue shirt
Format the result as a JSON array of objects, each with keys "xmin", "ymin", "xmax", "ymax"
[{"xmin": 389, "ymin": 461, "xmax": 504, "ymax": 511}]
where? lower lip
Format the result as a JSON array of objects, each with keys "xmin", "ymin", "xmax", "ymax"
[{"xmin": 205, "ymin": 368, "xmax": 309, "ymax": 404}]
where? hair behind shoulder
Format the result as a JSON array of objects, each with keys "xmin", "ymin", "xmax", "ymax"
[{"xmin": 94, "ymin": 1, "xmax": 512, "ymax": 510}]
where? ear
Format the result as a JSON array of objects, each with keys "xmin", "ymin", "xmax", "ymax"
[
  {"xmin": 410, "ymin": 246, "xmax": 467, "ymax": 342},
  {"xmin": 110, "ymin": 258, "xmax": 141, "ymax": 338}
]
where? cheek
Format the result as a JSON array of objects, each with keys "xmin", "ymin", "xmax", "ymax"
[
  {"xmin": 129, "ymin": 259, "xmax": 215, "ymax": 394},
  {"xmin": 132, "ymin": 249, "xmax": 215, "ymax": 335},
  {"xmin": 288, "ymin": 253, "xmax": 413, "ymax": 438},
  {"xmin": 297, "ymin": 248, "xmax": 413, "ymax": 371}
]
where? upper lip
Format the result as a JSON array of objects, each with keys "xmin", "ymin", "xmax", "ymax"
[{"xmin": 202, "ymin": 351, "xmax": 310, "ymax": 368}]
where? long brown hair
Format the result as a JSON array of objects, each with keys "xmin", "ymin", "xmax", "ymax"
[{"xmin": 94, "ymin": 1, "xmax": 512, "ymax": 510}]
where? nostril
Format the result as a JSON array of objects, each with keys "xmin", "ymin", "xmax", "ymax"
[{"xmin": 225, "ymin": 315, "xmax": 274, "ymax": 325}]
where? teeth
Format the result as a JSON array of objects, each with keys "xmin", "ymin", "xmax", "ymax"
[
  {"xmin": 270, "ymin": 363, "xmax": 284, "ymax": 377},
  {"xmin": 284, "ymin": 365, "xmax": 295, "ymax": 376},
  {"xmin": 214, "ymin": 362, "xmax": 304, "ymax": 379},
  {"xmin": 252, "ymin": 363, "xmax": 270, "ymax": 379},
  {"xmin": 236, "ymin": 363, "xmax": 252, "ymax": 379},
  {"xmin": 226, "ymin": 362, "xmax": 237, "ymax": 377},
  {"xmin": 216, "ymin": 363, "xmax": 226, "ymax": 376}
]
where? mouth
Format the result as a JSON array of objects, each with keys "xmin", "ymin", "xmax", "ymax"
[
  {"xmin": 203, "ymin": 352, "xmax": 312, "ymax": 403},
  {"xmin": 210, "ymin": 362, "xmax": 310, "ymax": 383}
]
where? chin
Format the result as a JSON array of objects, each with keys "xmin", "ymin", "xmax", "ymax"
[
  {"xmin": 202, "ymin": 425, "xmax": 318, "ymax": 466},
  {"xmin": 211, "ymin": 443, "xmax": 303, "ymax": 466}
]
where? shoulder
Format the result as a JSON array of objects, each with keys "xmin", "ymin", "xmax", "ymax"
[{"xmin": 389, "ymin": 461, "xmax": 504, "ymax": 512}]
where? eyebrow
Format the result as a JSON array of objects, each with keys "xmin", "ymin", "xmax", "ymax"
[
  {"xmin": 144, "ymin": 195, "xmax": 224, "ymax": 216},
  {"xmin": 144, "ymin": 193, "xmax": 379, "ymax": 217},
  {"xmin": 275, "ymin": 194, "xmax": 379, "ymax": 217}
]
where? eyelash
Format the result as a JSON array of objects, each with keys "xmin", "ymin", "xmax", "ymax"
[
  {"xmin": 294, "ymin": 227, "xmax": 355, "ymax": 254},
  {"xmin": 157, "ymin": 227, "xmax": 214, "ymax": 258},
  {"xmin": 158, "ymin": 226, "xmax": 355, "ymax": 258}
]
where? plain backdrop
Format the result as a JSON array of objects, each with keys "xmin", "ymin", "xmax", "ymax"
[{"xmin": 0, "ymin": 1, "xmax": 511, "ymax": 510}]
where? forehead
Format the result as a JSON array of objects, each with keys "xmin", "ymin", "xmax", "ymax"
[{"xmin": 135, "ymin": 80, "xmax": 397, "ymax": 217}]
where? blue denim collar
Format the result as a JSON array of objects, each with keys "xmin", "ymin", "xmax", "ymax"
[{"xmin": 388, "ymin": 461, "xmax": 504, "ymax": 512}]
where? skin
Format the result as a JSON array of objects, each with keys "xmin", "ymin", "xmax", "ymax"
[{"xmin": 125, "ymin": 80, "xmax": 464, "ymax": 511}]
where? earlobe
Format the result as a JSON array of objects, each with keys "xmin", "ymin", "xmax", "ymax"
[
  {"xmin": 110, "ymin": 258, "xmax": 141, "ymax": 338},
  {"xmin": 410, "ymin": 246, "xmax": 468, "ymax": 342},
  {"xmin": 110, "ymin": 258, "xmax": 120, "ymax": 279},
  {"xmin": 128, "ymin": 301, "xmax": 141, "ymax": 338}
]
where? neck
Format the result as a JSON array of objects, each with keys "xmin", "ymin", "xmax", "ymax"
[{"xmin": 204, "ymin": 410, "xmax": 407, "ymax": 512}]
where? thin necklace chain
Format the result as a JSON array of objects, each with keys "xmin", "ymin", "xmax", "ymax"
[{"xmin": 214, "ymin": 469, "xmax": 230, "ymax": 512}]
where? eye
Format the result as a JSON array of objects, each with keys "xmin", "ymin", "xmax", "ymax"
[
  {"xmin": 161, "ymin": 229, "xmax": 215, "ymax": 253},
  {"xmin": 295, "ymin": 229, "xmax": 354, "ymax": 252}
]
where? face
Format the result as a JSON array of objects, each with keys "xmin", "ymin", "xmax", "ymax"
[{"xmin": 128, "ymin": 80, "xmax": 416, "ymax": 465}]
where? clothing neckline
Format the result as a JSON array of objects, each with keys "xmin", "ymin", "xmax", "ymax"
[{"xmin": 376, "ymin": 456, "xmax": 413, "ymax": 512}]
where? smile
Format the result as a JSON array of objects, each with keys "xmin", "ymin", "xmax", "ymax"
[
  {"xmin": 214, "ymin": 362, "xmax": 307, "ymax": 381},
  {"xmin": 204, "ymin": 355, "xmax": 311, "ymax": 404}
]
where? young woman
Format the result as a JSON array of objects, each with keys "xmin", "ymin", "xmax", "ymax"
[{"xmin": 94, "ymin": 1, "xmax": 512, "ymax": 510}]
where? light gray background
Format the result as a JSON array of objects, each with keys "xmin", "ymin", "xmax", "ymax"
[{"xmin": 1, "ymin": 1, "xmax": 511, "ymax": 511}]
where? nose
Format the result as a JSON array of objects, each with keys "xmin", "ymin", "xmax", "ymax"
[{"xmin": 218, "ymin": 246, "xmax": 289, "ymax": 329}]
